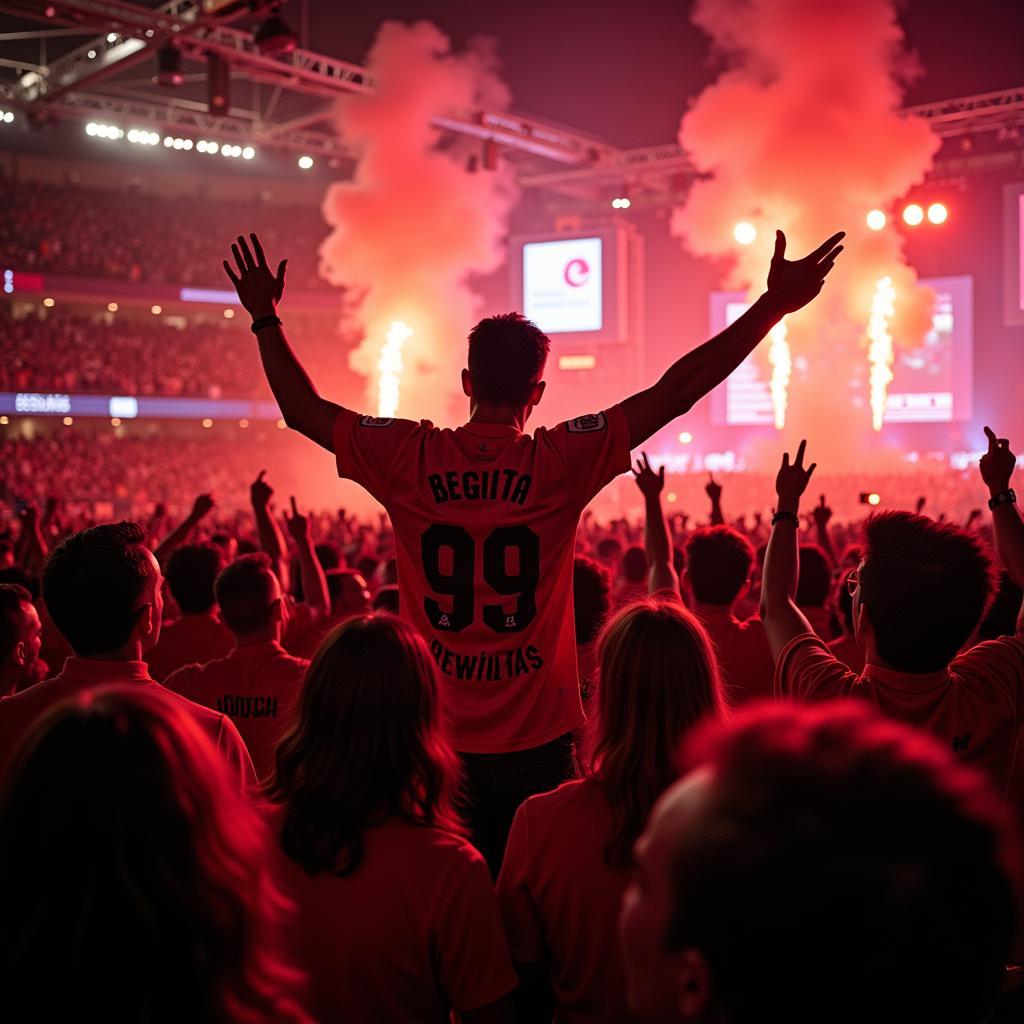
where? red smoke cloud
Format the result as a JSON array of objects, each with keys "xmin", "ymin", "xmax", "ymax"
[
  {"xmin": 319, "ymin": 21, "xmax": 517, "ymax": 421},
  {"xmin": 673, "ymin": 0, "xmax": 940, "ymax": 453}
]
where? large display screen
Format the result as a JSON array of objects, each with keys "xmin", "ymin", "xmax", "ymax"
[
  {"xmin": 522, "ymin": 236, "xmax": 603, "ymax": 333},
  {"xmin": 1004, "ymin": 182, "xmax": 1024, "ymax": 326},
  {"xmin": 709, "ymin": 275, "xmax": 974, "ymax": 426}
]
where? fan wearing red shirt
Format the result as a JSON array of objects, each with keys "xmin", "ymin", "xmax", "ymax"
[
  {"xmin": 760, "ymin": 436, "xmax": 1024, "ymax": 806},
  {"xmin": 224, "ymin": 226, "xmax": 844, "ymax": 871},
  {"xmin": 164, "ymin": 553, "xmax": 309, "ymax": 782},
  {"xmin": 0, "ymin": 523, "xmax": 255, "ymax": 789}
]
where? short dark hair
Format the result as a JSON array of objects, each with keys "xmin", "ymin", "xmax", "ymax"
[
  {"xmin": 977, "ymin": 571, "xmax": 1024, "ymax": 642},
  {"xmin": 467, "ymin": 312, "xmax": 549, "ymax": 407},
  {"xmin": 372, "ymin": 584, "xmax": 400, "ymax": 614},
  {"xmin": 0, "ymin": 584, "xmax": 32, "ymax": 662},
  {"xmin": 668, "ymin": 701, "xmax": 1019, "ymax": 1024},
  {"xmin": 42, "ymin": 523, "xmax": 153, "ymax": 657},
  {"xmin": 573, "ymin": 555, "xmax": 612, "ymax": 645},
  {"xmin": 596, "ymin": 537, "xmax": 623, "ymax": 564},
  {"xmin": 860, "ymin": 511, "xmax": 995, "ymax": 672},
  {"xmin": 214, "ymin": 554, "xmax": 277, "ymax": 635},
  {"xmin": 685, "ymin": 527, "xmax": 753, "ymax": 606},
  {"xmin": 314, "ymin": 542, "xmax": 341, "ymax": 571},
  {"xmin": 622, "ymin": 545, "xmax": 647, "ymax": 585},
  {"xmin": 796, "ymin": 544, "xmax": 832, "ymax": 608},
  {"xmin": 165, "ymin": 543, "xmax": 224, "ymax": 615}
]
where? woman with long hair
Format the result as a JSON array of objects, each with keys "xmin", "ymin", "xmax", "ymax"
[
  {"xmin": 267, "ymin": 612, "xmax": 517, "ymax": 1023},
  {"xmin": 496, "ymin": 598, "xmax": 726, "ymax": 1023},
  {"xmin": 0, "ymin": 685, "xmax": 309, "ymax": 1024}
]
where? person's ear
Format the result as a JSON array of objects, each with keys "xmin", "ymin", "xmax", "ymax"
[
  {"xmin": 529, "ymin": 380, "xmax": 546, "ymax": 406},
  {"xmin": 11, "ymin": 640, "xmax": 26, "ymax": 667},
  {"xmin": 461, "ymin": 369, "xmax": 472, "ymax": 398},
  {"xmin": 675, "ymin": 947, "xmax": 713, "ymax": 1019},
  {"xmin": 856, "ymin": 598, "xmax": 870, "ymax": 638},
  {"xmin": 135, "ymin": 601, "xmax": 156, "ymax": 641}
]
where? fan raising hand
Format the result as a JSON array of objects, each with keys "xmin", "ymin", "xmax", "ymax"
[
  {"xmin": 223, "ymin": 233, "xmax": 287, "ymax": 319},
  {"xmin": 766, "ymin": 230, "xmax": 845, "ymax": 315}
]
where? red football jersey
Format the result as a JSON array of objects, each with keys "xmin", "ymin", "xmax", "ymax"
[{"xmin": 334, "ymin": 406, "xmax": 632, "ymax": 754}]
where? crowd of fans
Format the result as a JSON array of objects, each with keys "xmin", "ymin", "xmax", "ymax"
[
  {"xmin": 0, "ymin": 179, "xmax": 328, "ymax": 290},
  {"xmin": 1, "ymin": 221, "xmax": 1022, "ymax": 1024}
]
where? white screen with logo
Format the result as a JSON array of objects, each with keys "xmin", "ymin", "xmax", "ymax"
[{"xmin": 522, "ymin": 237, "xmax": 603, "ymax": 333}]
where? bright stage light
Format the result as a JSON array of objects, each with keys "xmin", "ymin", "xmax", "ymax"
[
  {"xmin": 902, "ymin": 203, "xmax": 924, "ymax": 226},
  {"xmin": 150, "ymin": 305, "xmax": 162, "ymax": 315},
  {"xmin": 107, "ymin": 302, "xmax": 118, "ymax": 312},
  {"xmin": 867, "ymin": 492, "xmax": 881, "ymax": 506},
  {"xmin": 201, "ymin": 418, "xmax": 213, "ymax": 428},
  {"xmin": 927, "ymin": 202, "xmax": 947, "ymax": 224},
  {"xmin": 378, "ymin": 320, "xmax": 413, "ymax": 417},
  {"xmin": 768, "ymin": 318, "xmax": 791, "ymax": 430},
  {"xmin": 0, "ymin": 416, "xmax": 8, "ymax": 425},
  {"xmin": 87, "ymin": 49, "xmax": 96, "ymax": 59},
  {"xmin": 164, "ymin": 135, "xmax": 173, "ymax": 147},
  {"xmin": 678, "ymin": 431, "xmax": 693, "ymax": 444},
  {"xmin": 734, "ymin": 221, "xmax": 756, "ymax": 245},
  {"xmin": 276, "ymin": 419, "xmax": 286, "ymax": 429},
  {"xmin": 223, "ymin": 308, "xmax": 234, "ymax": 319},
  {"xmin": 612, "ymin": 197, "xmax": 631, "ymax": 209},
  {"xmin": 197, "ymin": 140, "xmax": 208, "ymax": 152},
  {"xmin": 43, "ymin": 297, "xmax": 54, "ymax": 308},
  {"xmin": 207, "ymin": 141, "xmax": 219, "ymax": 154},
  {"xmin": 62, "ymin": 416, "xmax": 73, "ymax": 426},
  {"xmin": 298, "ymin": 155, "xmax": 314, "ymax": 170},
  {"xmin": 666, "ymin": 492, "xmax": 677, "ymax": 504},
  {"xmin": 110, "ymin": 417, "xmax": 121, "ymax": 426},
  {"xmin": 866, "ymin": 209, "xmax": 886, "ymax": 231},
  {"xmin": 106, "ymin": 32, "xmax": 118, "ymax": 43},
  {"xmin": 238, "ymin": 419, "xmax": 250, "ymax": 428},
  {"xmin": 242, "ymin": 146, "xmax": 255, "ymax": 160}
]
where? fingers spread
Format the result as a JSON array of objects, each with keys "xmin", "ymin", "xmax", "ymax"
[
  {"xmin": 237, "ymin": 235, "xmax": 256, "ymax": 271},
  {"xmin": 250, "ymin": 233, "xmax": 267, "ymax": 267},
  {"xmin": 231, "ymin": 244, "xmax": 246, "ymax": 276},
  {"xmin": 223, "ymin": 260, "xmax": 240, "ymax": 284},
  {"xmin": 795, "ymin": 439, "xmax": 807, "ymax": 465},
  {"xmin": 773, "ymin": 229, "xmax": 786, "ymax": 261},
  {"xmin": 807, "ymin": 231, "xmax": 846, "ymax": 263}
]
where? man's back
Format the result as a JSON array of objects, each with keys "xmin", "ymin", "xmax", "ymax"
[
  {"xmin": 697, "ymin": 609, "xmax": 775, "ymax": 704},
  {"xmin": 145, "ymin": 612, "xmax": 235, "ymax": 681},
  {"xmin": 333, "ymin": 406, "xmax": 631, "ymax": 753}
]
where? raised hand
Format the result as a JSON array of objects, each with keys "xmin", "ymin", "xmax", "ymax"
[
  {"xmin": 981, "ymin": 426, "xmax": 1017, "ymax": 495},
  {"xmin": 223, "ymin": 232, "xmax": 287, "ymax": 319},
  {"xmin": 190, "ymin": 494, "xmax": 215, "ymax": 521},
  {"xmin": 766, "ymin": 230, "xmax": 845, "ymax": 315},
  {"xmin": 251, "ymin": 469, "xmax": 273, "ymax": 510},
  {"xmin": 284, "ymin": 495, "xmax": 310, "ymax": 542},
  {"xmin": 705, "ymin": 473, "xmax": 723, "ymax": 503},
  {"xmin": 915, "ymin": 496, "xmax": 927, "ymax": 515},
  {"xmin": 775, "ymin": 440, "xmax": 817, "ymax": 512},
  {"xmin": 633, "ymin": 452, "xmax": 665, "ymax": 499},
  {"xmin": 812, "ymin": 494, "xmax": 832, "ymax": 529}
]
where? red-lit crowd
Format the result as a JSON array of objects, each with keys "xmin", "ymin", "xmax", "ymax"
[{"xmin": 1, "ymin": 224, "xmax": 1021, "ymax": 1024}]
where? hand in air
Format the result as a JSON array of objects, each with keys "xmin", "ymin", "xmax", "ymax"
[
  {"xmin": 705, "ymin": 473, "xmax": 723, "ymax": 503},
  {"xmin": 766, "ymin": 230, "xmax": 845, "ymax": 315},
  {"xmin": 284, "ymin": 496, "xmax": 311, "ymax": 542},
  {"xmin": 223, "ymin": 233, "xmax": 287, "ymax": 319},
  {"xmin": 191, "ymin": 494, "xmax": 215, "ymax": 520},
  {"xmin": 812, "ymin": 494, "xmax": 832, "ymax": 529},
  {"xmin": 250, "ymin": 469, "xmax": 273, "ymax": 510},
  {"xmin": 632, "ymin": 452, "xmax": 665, "ymax": 499},
  {"xmin": 775, "ymin": 440, "xmax": 817, "ymax": 509},
  {"xmin": 980, "ymin": 426, "xmax": 1016, "ymax": 494}
]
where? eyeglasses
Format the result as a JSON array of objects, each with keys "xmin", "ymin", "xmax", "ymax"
[{"xmin": 846, "ymin": 569, "xmax": 860, "ymax": 596}]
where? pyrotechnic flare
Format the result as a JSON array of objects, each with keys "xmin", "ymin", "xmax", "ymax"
[
  {"xmin": 319, "ymin": 22, "xmax": 516, "ymax": 421},
  {"xmin": 378, "ymin": 320, "xmax": 413, "ymax": 418},
  {"xmin": 867, "ymin": 276, "xmax": 896, "ymax": 431},
  {"xmin": 767, "ymin": 319, "xmax": 791, "ymax": 430}
]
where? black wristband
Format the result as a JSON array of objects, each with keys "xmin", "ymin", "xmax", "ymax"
[
  {"xmin": 250, "ymin": 314, "xmax": 282, "ymax": 334},
  {"xmin": 771, "ymin": 510, "xmax": 800, "ymax": 527},
  {"xmin": 988, "ymin": 489, "xmax": 1017, "ymax": 511}
]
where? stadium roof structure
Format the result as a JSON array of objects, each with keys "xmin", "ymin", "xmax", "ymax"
[{"xmin": 1, "ymin": 0, "xmax": 1023, "ymax": 203}]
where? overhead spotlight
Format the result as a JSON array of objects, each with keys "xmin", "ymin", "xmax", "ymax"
[
  {"xmin": 242, "ymin": 145, "xmax": 255, "ymax": 159},
  {"xmin": 223, "ymin": 308, "xmax": 234, "ymax": 319},
  {"xmin": 866, "ymin": 209, "xmax": 886, "ymax": 231},
  {"xmin": 297, "ymin": 155, "xmax": 314, "ymax": 170},
  {"xmin": 254, "ymin": 7, "xmax": 299, "ymax": 55},
  {"xmin": 207, "ymin": 141, "xmax": 219, "ymax": 154},
  {"xmin": 106, "ymin": 32, "xmax": 118, "ymax": 43},
  {"xmin": 902, "ymin": 203, "xmax": 924, "ymax": 226},
  {"xmin": 87, "ymin": 49, "xmax": 97, "ymax": 59},
  {"xmin": 927, "ymin": 202, "xmax": 948, "ymax": 225},
  {"xmin": 110, "ymin": 417, "xmax": 122, "ymax": 426},
  {"xmin": 207, "ymin": 53, "xmax": 230, "ymax": 114},
  {"xmin": 611, "ymin": 197, "xmax": 631, "ymax": 209},
  {"xmin": 734, "ymin": 221, "xmax": 757, "ymax": 245},
  {"xmin": 150, "ymin": 304, "xmax": 162, "ymax": 315},
  {"xmin": 43, "ymin": 297, "xmax": 55, "ymax": 308},
  {"xmin": 107, "ymin": 302, "xmax": 119, "ymax": 312},
  {"xmin": 157, "ymin": 44, "xmax": 184, "ymax": 87},
  {"xmin": 164, "ymin": 135, "xmax": 174, "ymax": 147},
  {"xmin": 62, "ymin": 416, "xmax": 74, "ymax": 426},
  {"xmin": 197, "ymin": 140, "xmax": 208, "ymax": 152},
  {"xmin": 678, "ymin": 431, "xmax": 693, "ymax": 444},
  {"xmin": 201, "ymin": 418, "xmax": 214, "ymax": 428},
  {"xmin": 86, "ymin": 122, "xmax": 98, "ymax": 136}
]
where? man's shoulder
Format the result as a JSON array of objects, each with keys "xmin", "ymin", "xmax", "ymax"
[
  {"xmin": 953, "ymin": 635, "xmax": 1024, "ymax": 677},
  {"xmin": 155, "ymin": 681, "xmax": 231, "ymax": 730},
  {"xmin": 0, "ymin": 675, "xmax": 67, "ymax": 718}
]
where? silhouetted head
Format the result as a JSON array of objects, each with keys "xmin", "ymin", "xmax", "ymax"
[
  {"xmin": 685, "ymin": 526, "xmax": 754, "ymax": 608},
  {"xmin": 165, "ymin": 543, "xmax": 225, "ymax": 615},
  {"xmin": 462, "ymin": 312, "xmax": 549, "ymax": 419}
]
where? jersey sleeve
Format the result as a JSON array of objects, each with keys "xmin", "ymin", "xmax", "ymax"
[
  {"xmin": 543, "ymin": 405, "xmax": 632, "ymax": 508},
  {"xmin": 496, "ymin": 802, "xmax": 545, "ymax": 962},
  {"xmin": 953, "ymin": 636, "xmax": 1024, "ymax": 708},
  {"xmin": 216, "ymin": 714, "xmax": 259, "ymax": 793},
  {"xmin": 332, "ymin": 408, "xmax": 422, "ymax": 504},
  {"xmin": 775, "ymin": 633, "xmax": 859, "ymax": 701},
  {"xmin": 435, "ymin": 846, "xmax": 518, "ymax": 1012}
]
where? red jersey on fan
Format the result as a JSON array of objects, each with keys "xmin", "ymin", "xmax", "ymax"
[{"xmin": 333, "ymin": 406, "xmax": 632, "ymax": 754}]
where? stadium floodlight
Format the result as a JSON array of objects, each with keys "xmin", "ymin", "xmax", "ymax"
[
  {"xmin": 927, "ymin": 202, "xmax": 948, "ymax": 224},
  {"xmin": 902, "ymin": 203, "xmax": 924, "ymax": 226},
  {"xmin": 734, "ymin": 222, "xmax": 757, "ymax": 245},
  {"xmin": 298, "ymin": 155, "xmax": 314, "ymax": 169},
  {"xmin": 866, "ymin": 209, "xmax": 886, "ymax": 230},
  {"xmin": 242, "ymin": 146, "xmax": 255, "ymax": 160}
]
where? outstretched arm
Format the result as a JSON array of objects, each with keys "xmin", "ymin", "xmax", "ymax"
[
  {"xmin": 621, "ymin": 230, "xmax": 844, "ymax": 449},
  {"xmin": 760, "ymin": 440, "xmax": 817, "ymax": 660},
  {"xmin": 981, "ymin": 426, "xmax": 1024, "ymax": 587},
  {"xmin": 251, "ymin": 470, "xmax": 289, "ymax": 592},
  {"xmin": 224, "ymin": 233, "xmax": 341, "ymax": 451},
  {"xmin": 633, "ymin": 453, "xmax": 679, "ymax": 595},
  {"xmin": 154, "ymin": 494, "xmax": 214, "ymax": 568},
  {"xmin": 285, "ymin": 496, "xmax": 330, "ymax": 619}
]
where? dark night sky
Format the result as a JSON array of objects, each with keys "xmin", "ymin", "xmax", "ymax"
[{"xmin": 299, "ymin": 0, "xmax": 1024, "ymax": 149}]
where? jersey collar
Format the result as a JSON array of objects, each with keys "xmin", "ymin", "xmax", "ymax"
[{"xmin": 460, "ymin": 421, "xmax": 523, "ymax": 437}]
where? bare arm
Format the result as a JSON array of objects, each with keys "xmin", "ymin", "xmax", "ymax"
[
  {"xmin": 621, "ymin": 230, "xmax": 844, "ymax": 448},
  {"xmin": 154, "ymin": 494, "xmax": 214, "ymax": 568},
  {"xmin": 706, "ymin": 474, "xmax": 724, "ymax": 526},
  {"xmin": 250, "ymin": 471, "xmax": 289, "ymax": 592},
  {"xmin": 760, "ymin": 441, "xmax": 817, "ymax": 661},
  {"xmin": 981, "ymin": 426, "xmax": 1024, "ymax": 586},
  {"xmin": 224, "ymin": 233, "xmax": 341, "ymax": 451},
  {"xmin": 633, "ymin": 453, "xmax": 679, "ymax": 594},
  {"xmin": 284, "ymin": 496, "xmax": 330, "ymax": 619},
  {"xmin": 16, "ymin": 504, "xmax": 47, "ymax": 576}
]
